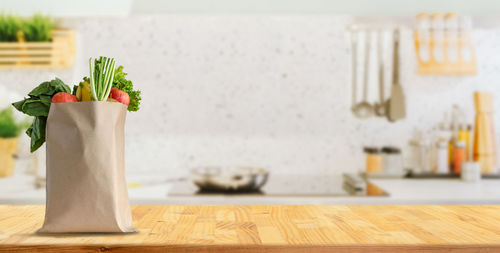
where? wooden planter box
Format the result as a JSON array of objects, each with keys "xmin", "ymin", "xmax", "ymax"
[
  {"xmin": 0, "ymin": 29, "xmax": 76, "ymax": 69},
  {"xmin": 0, "ymin": 137, "xmax": 18, "ymax": 177}
]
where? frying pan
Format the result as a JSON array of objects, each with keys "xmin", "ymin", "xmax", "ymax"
[{"xmin": 190, "ymin": 167, "xmax": 269, "ymax": 193}]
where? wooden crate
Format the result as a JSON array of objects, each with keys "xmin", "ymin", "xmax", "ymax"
[{"xmin": 0, "ymin": 29, "xmax": 76, "ymax": 69}]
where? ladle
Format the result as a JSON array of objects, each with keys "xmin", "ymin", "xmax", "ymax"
[{"xmin": 352, "ymin": 30, "xmax": 374, "ymax": 118}]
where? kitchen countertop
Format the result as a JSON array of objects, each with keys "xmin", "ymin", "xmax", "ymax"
[
  {"xmin": 0, "ymin": 205, "xmax": 499, "ymax": 252},
  {"xmin": 2, "ymin": 171, "xmax": 500, "ymax": 204}
]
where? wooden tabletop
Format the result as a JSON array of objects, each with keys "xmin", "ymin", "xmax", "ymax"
[{"xmin": 0, "ymin": 205, "xmax": 499, "ymax": 252}]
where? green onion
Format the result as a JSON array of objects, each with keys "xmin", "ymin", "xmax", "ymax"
[{"xmin": 89, "ymin": 56, "xmax": 116, "ymax": 101}]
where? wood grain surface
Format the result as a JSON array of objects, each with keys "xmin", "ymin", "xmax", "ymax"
[{"xmin": 0, "ymin": 205, "xmax": 499, "ymax": 252}]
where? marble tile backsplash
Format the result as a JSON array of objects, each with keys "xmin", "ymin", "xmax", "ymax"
[{"xmin": 2, "ymin": 15, "xmax": 500, "ymax": 177}]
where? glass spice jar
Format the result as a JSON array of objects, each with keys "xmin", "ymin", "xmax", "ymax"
[
  {"xmin": 364, "ymin": 147, "xmax": 382, "ymax": 173},
  {"xmin": 381, "ymin": 146, "xmax": 403, "ymax": 175}
]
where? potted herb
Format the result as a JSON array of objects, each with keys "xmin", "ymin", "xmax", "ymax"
[
  {"xmin": 0, "ymin": 13, "xmax": 55, "ymax": 42},
  {"xmin": 0, "ymin": 13, "xmax": 75, "ymax": 68},
  {"xmin": 0, "ymin": 107, "xmax": 29, "ymax": 177}
]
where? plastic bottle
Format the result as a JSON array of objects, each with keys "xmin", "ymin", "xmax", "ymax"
[
  {"xmin": 436, "ymin": 140, "xmax": 449, "ymax": 174},
  {"xmin": 448, "ymin": 125, "xmax": 456, "ymax": 171},
  {"xmin": 454, "ymin": 141, "xmax": 466, "ymax": 174},
  {"xmin": 457, "ymin": 124, "xmax": 471, "ymax": 161}
]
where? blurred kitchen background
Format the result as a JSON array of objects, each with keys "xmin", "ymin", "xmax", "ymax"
[{"xmin": 2, "ymin": 0, "xmax": 500, "ymax": 204}]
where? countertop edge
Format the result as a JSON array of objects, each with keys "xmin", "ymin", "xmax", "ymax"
[{"xmin": 1, "ymin": 244, "xmax": 499, "ymax": 253}]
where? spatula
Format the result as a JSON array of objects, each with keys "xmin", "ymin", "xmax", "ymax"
[{"xmin": 387, "ymin": 28, "xmax": 406, "ymax": 122}]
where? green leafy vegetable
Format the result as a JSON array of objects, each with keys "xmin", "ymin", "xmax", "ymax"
[
  {"xmin": 113, "ymin": 66, "xmax": 141, "ymax": 111},
  {"xmin": 0, "ymin": 107, "xmax": 30, "ymax": 138},
  {"xmin": 40, "ymin": 95, "xmax": 52, "ymax": 106},
  {"xmin": 26, "ymin": 116, "xmax": 46, "ymax": 152},
  {"xmin": 20, "ymin": 98, "xmax": 49, "ymax": 117},
  {"xmin": 72, "ymin": 85, "xmax": 78, "ymax": 96},
  {"xmin": 89, "ymin": 56, "xmax": 116, "ymax": 101},
  {"xmin": 29, "ymin": 78, "xmax": 70, "ymax": 96},
  {"xmin": 12, "ymin": 78, "xmax": 71, "ymax": 152}
]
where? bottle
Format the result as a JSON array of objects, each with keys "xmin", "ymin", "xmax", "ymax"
[
  {"xmin": 364, "ymin": 147, "xmax": 382, "ymax": 173},
  {"xmin": 409, "ymin": 129, "xmax": 430, "ymax": 173},
  {"xmin": 466, "ymin": 125, "xmax": 472, "ymax": 158},
  {"xmin": 437, "ymin": 112, "xmax": 454, "ymax": 172},
  {"xmin": 419, "ymin": 139, "xmax": 432, "ymax": 173},
  {"xmin": 457, "ymin": 124, "xmax": 471, "ymax": 161},
  {"xmin": 454, "ymin": 141, "xmax": 466, "ymax": 174},
  {"xmin": 448, "ymin": 124, "xmax": 456, "ymax": 171},
  {"xmin": 436, "ymin": 140, "xmax": 449, "ymax": 174}
]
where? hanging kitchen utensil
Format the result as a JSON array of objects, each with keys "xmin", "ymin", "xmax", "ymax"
[
  {"xmin": 352, "ymin": 30, "xmax": 374, "ymax": 119},
  {"xmin": 387, "ymin": 28, "xmax": 406, "ymax": 122},
  {"xmin": 375, "ymin": 30, "xmax": 387, "ymax": 117}
]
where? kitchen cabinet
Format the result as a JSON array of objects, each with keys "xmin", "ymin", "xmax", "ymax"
[{"xmin": 0, "ymin": 205, "xmax": 499, "ymax": 252}]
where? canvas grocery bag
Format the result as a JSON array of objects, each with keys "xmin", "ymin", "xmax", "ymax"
[{"xmin": 39, "ymin": 102, "xmax": 136, "ymax": 233}]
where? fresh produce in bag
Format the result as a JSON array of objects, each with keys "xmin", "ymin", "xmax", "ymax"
[{"xmin": 13, "ymin": 56, "xmax": 141, "ymax": 233}]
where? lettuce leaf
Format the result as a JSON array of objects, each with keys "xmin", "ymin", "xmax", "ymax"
[{"xmin": 112, "ymin": 66, "xmax": 141, "ymax": 112}]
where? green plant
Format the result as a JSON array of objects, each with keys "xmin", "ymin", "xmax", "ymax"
[
  {"xmin": 0, "ymin": 107, "xmax": 30, "ymax": 138},
  {"xmin": 113, "ymin": 66, "xmax": 141, "ymax": 111},
  {"xmin": 0, "ymin": 13, "xmax": 55, "ymax": 42},
  {"xmin": 12, "ymin": 78, "xmax": 71, "ymax": 151},
  {"xmin": 0, "ymin": 13, "xmax": 21, "ymax": 42},
  {"xmin": 90, "ymin": 56, "xmax": 116, "ymax": 101},
  {"xmin": 22, "ymin": 13, "xmax": 55, "ymax": 42}
]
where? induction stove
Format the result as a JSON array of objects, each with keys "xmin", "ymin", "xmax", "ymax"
[{"xmin": 167, "ymin": 174, "xmax": 388, "ymax": 197}]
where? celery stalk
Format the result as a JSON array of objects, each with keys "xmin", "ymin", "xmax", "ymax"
[{"xmin": 89, "ymin": 56, "xmax": 116, "ymax": 101}]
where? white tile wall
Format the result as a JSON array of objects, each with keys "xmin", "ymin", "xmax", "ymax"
[{"xmin": 2, "ymin": 15, "xmax": 500, "ymax": 177}]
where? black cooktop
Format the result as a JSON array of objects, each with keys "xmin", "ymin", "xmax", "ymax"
[{"xmin": 168, "ymin": 174, "xmax": 388, "ymax": 197}]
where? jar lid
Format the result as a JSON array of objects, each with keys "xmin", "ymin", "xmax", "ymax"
[
  {"xmin": 455, "ymin": 141, "xmax": 466, "ymax": 148},
  {"xmin": 363, "ymin": 147, "xmax": 379, "ymax": 154},
  {"xmin": 381, "ymin": 146, "xmax": 401, "ymax": 154},
  {"xmin": 437, "ymin": 140, "xmax": 448, "ymax": 148}
]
